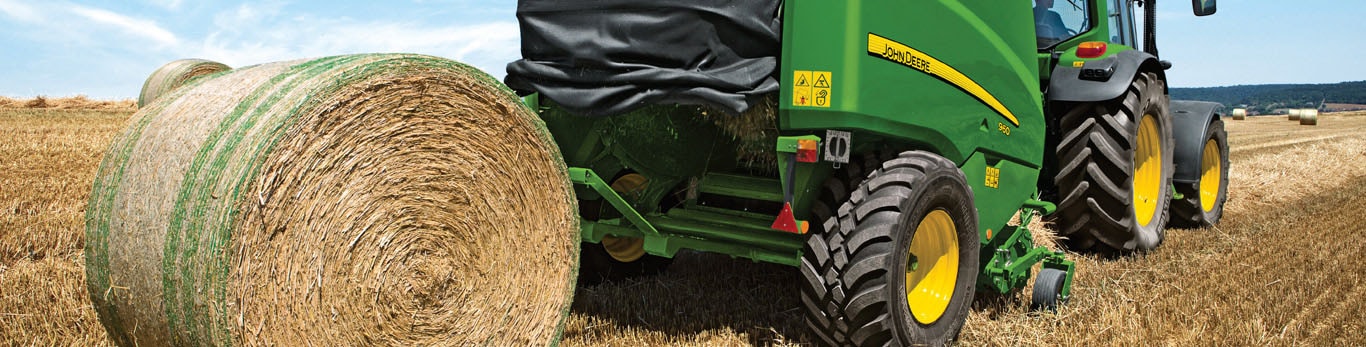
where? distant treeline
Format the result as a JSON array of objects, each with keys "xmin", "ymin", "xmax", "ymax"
[{"xmin": 1170, "ymin": 80, "xmax": 1366, "ymax": 113}]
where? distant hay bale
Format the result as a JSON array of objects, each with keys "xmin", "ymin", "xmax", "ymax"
[
  {"xmin": 1300, "ymin": 109, "xmax": 1318, "ymax": 125},
  {"xmin": 0, "ymin": 96, "xmax": 136, "ymax": 111},
  {"xmin": 1231, "ymin": 108, "xmax": 1246, "ymax": 120},
  {"xmin": 86, "ymin": 54, "xmax": 579, "ymax": 346},
  {"xmin": 25, "ymin": 96, "xmax": 49, "ymax": 108},
  {"xmin": 137, "ymin": 59, "xmax": 230, "ymax": 107},
  {"xmin": 1288, "ymin": 108, "xmax": 1302, "ymax": 121}
]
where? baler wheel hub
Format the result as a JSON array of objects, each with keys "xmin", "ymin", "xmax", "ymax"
[{"xmin": 906, "ymin": 209, "xmax": 960, "ymax": 325}]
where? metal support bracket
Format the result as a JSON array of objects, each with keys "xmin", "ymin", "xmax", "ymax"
[
  {"xmin": 567, "ymin": 167, "xmax": 659, "ymax": 237},
  {"xmin": 978, "ymin": 199, "xmax": 1074, "ymax": 299}
]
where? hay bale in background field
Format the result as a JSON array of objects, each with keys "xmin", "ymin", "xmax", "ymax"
[
  {"xmin": 1288, "ymin": 108, "xmax": 1302, "ymax": 121},
  {"xmin": 86, "ymin": 54, "xmax": 579, "ymax": 346},
  {"xmin": 1300, "ymin": 109, "xmax": 1319, "ymax": 125},
  {"xmin": 1231, "ymin": 108, "xmax": 1246, "ymax": 120},
  {"xmin": 0, "ymin": 96, "xmax": 137, "ymax": 111},
  {"xmin": 25, "ymin": 96, "xmax": 49, "ymax": 108},
  {"xmin": 136, "ymin": 59, "xmax": 230, "ymax": 107}
]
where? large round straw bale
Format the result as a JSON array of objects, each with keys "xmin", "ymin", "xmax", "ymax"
[
  {"xmin": 1288, "ymin": 108, "xmax": 1302, "ymax": 121},
  {"xmin": 1231, "ymin": 108, "xmax": 1246, "ymax": 120},
  {"xmin": 137, "ymin": 59, "xmax": 230, "ymax": 108},
  {"xmin": 1300, "ymin": 109, "xmax": 1319, "ymax": 125},
  {"xmin": 86, "ymin": 54, "xmax": 579, "ymax": 346}
]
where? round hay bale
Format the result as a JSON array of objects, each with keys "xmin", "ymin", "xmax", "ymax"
[
  {"xmin": 1288, "ymin": 108, "xmax": 1302, "ymax": 121},
  {"xmin": 137, "ymin": 59, "xmax": 230, "ymax": 108},
  {"xmin": 1231, "ymin": 108, "xmax": 1246, "ymax": 120},
  {"xmin": 85, "ymin": 54, "xmax": 579, "ymax": 346},
  {"xmin": 1300, "ymin": 109, "xmax": 1319, "ymax": 125}
]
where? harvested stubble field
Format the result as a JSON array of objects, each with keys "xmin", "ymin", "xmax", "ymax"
[{"xmin": 2, "ymin": 99, "xmax": 1364, "ymax": 345}]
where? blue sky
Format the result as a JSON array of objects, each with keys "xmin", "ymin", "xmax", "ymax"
[{"xmin": 0, "ymin": 1, "xmax": 1362, "ymax": 99}]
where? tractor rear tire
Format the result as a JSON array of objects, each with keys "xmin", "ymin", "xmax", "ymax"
[
  {"xmin": 1053, "ymin": 72, "xmax": 1174, "ymax": 253},
  {"xmin": 1169, "ymin": 119, "xmax": 1229, "ymax": 228},
  {"xmin": 801, "ymin": 151, "xmax": 979, "ymax": 346}
]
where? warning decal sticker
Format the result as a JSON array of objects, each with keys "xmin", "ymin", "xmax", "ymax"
[{"xmin": 793, "ymin": 70, "xmax": 832, "ymax": 108}]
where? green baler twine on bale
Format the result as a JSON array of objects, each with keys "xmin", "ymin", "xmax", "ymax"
[
  {"xmin": 136, "ymin": 59, "xmax": 231, "ymax": 108},
  {"xmin": 86, "ymin": 54, "xmax": 580, "ymax": 346}
]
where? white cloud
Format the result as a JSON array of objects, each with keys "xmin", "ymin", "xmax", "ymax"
[
  {"xmin": 0, "ymin": 0, "xmax": 41, "ymax": 22},
  {"xmin": 212, "ymin": 2, "xmax": 285, "ymax": 32},
  {"xmin": 0, "ymin": 1, "xmax": 525, "ymax": 98},
  {"xmin": 146, "ymin": 0, "xmax": 183, "ymax": 11},
  {"xmin": 0, "ymin": 2, "xmax": 180, "ymax": 49},
  {"xmin": 69, "ymin": 5, "xmax": 179, "ymax": 47},
  {"xmin": 187, "ymin": 14, "xmax": 520, "ymax": 77}
]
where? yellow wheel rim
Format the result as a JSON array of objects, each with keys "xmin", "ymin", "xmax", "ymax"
[
  {"xmin": 1133, "ymin": 114, "xmax": 1162, "ymax": 227},
  {"xmin": 1198, "ymin": 138, "xmax": 1221, "ymax": 212},
  {"xmin": 603, "ymin": 174, "xmax": 649, "ymax": 262},
  {"xmin": 905, "ymin": 209, "xmax": 959, "ymax": 325},
  {"xmin": 601, "ymin": 235, "xmax": 646, "ymax": 262}
]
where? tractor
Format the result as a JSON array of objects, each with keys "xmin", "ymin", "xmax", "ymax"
[{"xmin": 503, "ymin": 0, "xmax": 1226, "ymax": 345}]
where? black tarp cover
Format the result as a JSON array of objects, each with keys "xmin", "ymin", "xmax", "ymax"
[{"xmin": 504, "ymin": 0, "xmax": 782, "ymax": 117}]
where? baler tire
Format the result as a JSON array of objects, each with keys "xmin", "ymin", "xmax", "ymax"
[
  {"xmin": 577, "ymin": 241, "xmax": 672, "ymax": 285},
  {"xmin": 1053, "ymin": 72, "xmax": 1174, "ymax": 254},
  {"xmin": 1168, "ymin": 119, "xmax": 1229, "ymax": 228},
  {"xmin": 1030, "ymin": 268, "xmax": 1068, "ymax": 312},
  {"xmin": 577, "ymin": 173, "xmax": 673, "ymax": 285},
  {"xmin": 800, "ymin": 151, "xmax": 979, "ymax": 346},
  {"xmin": 810, "ymin": 150, "xmax": 894, "ymax": 235}
]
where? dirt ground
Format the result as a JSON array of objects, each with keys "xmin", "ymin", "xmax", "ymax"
[{"xmin": 2, "ymin": 105, "xmax": 1363, "ymax": 346}]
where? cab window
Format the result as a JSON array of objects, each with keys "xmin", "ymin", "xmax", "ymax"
[
  {"xmin": 1035, "ymin": 0, "xmax": 1091, "ymax": 49},
  {"xmin": 1108, "ymin": 0, "xmax": 1137, "ymax": 46}
]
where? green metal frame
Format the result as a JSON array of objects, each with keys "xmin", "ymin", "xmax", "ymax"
[
  {"xmin": 570, "ymin": 166, "xmax": 806, "ymax": 266},
  {"xmin": 539, "ymin": 0, "xmax": 1096, "ymax": 301},
  {"xmin": 978, "ymin": 200, "xmax": 1075, "ymax": 299}
]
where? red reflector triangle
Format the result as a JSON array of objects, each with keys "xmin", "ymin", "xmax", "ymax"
[{"xmin": 771, "ymin": 202, "xmax": 800, "ymax": 233}]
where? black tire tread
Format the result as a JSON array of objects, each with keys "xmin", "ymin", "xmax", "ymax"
[
  {"xmin": 1031, "ymin": 268, "xmax": 1068, "ymax": 312},
  {"xmin": 1169, "ymin": 119, "xmax": 1229, "ymax": 228},
  {"xmin": 801, "ymin": 151, "xmax": 976, "ymax": 346},
  {"xmin": 1052, "ymin": 72, "xmax": 1173, "ymax": 253}
]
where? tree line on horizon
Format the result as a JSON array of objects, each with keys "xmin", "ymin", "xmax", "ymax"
[{"xmin": 1170, "ymin": 80, "xmax": 1366, "ymax": 114}]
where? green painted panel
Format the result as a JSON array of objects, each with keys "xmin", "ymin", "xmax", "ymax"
[{"xmin": 780, "ymin": 0, "xmax": 1046, "ymax": 169}]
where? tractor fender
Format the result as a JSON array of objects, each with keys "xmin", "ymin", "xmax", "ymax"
[
  {"xmin": 1169, "ymin": 100, "xmax": 1224, "ymax": 183},
  {"xmin": 1047, "ymin": 50, "xmax": 1166, "ymax": 103}
]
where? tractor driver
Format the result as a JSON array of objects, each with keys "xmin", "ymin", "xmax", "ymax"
[{"xmin": 1034, "ymin": 0, "xmax": 1069, "ymax": 40}]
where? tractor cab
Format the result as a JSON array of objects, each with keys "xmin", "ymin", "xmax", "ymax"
[{"xmin": 1037, "ymin": 0, "xmax": 1216, "ymax": 77}]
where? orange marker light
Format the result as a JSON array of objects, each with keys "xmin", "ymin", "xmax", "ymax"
[
  {"xmin": 797, "ymin": 139, "xmax": 819, "ymax": 163},
  {"xmin": 1076, "ymin": 41, "xmax": 1107, "ymax": 59}
]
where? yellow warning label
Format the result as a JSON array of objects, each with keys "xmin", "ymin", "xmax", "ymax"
[
  {"xmin": 985, "ymin": 166, "xmax": 1000, "ymax": 189},
  {"xmin": 793, "ymin": 70, "xmax": 812, "ymax": 106},
  {"xmin": 812, "ymin": 71, "xmax": 832, "ymax": 108},
  {"xmin": 793, "ymin": 70, "xmax": 832, "ymax": 108}
]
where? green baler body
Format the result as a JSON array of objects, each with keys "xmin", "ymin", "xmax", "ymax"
[
  {"xmin": 535, "ymin": 0, "xmax": 1117, "ymax": 293},
  {"xmin": 781, "ymin": 1, "xmax": 1047, "ymax": 240}
]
